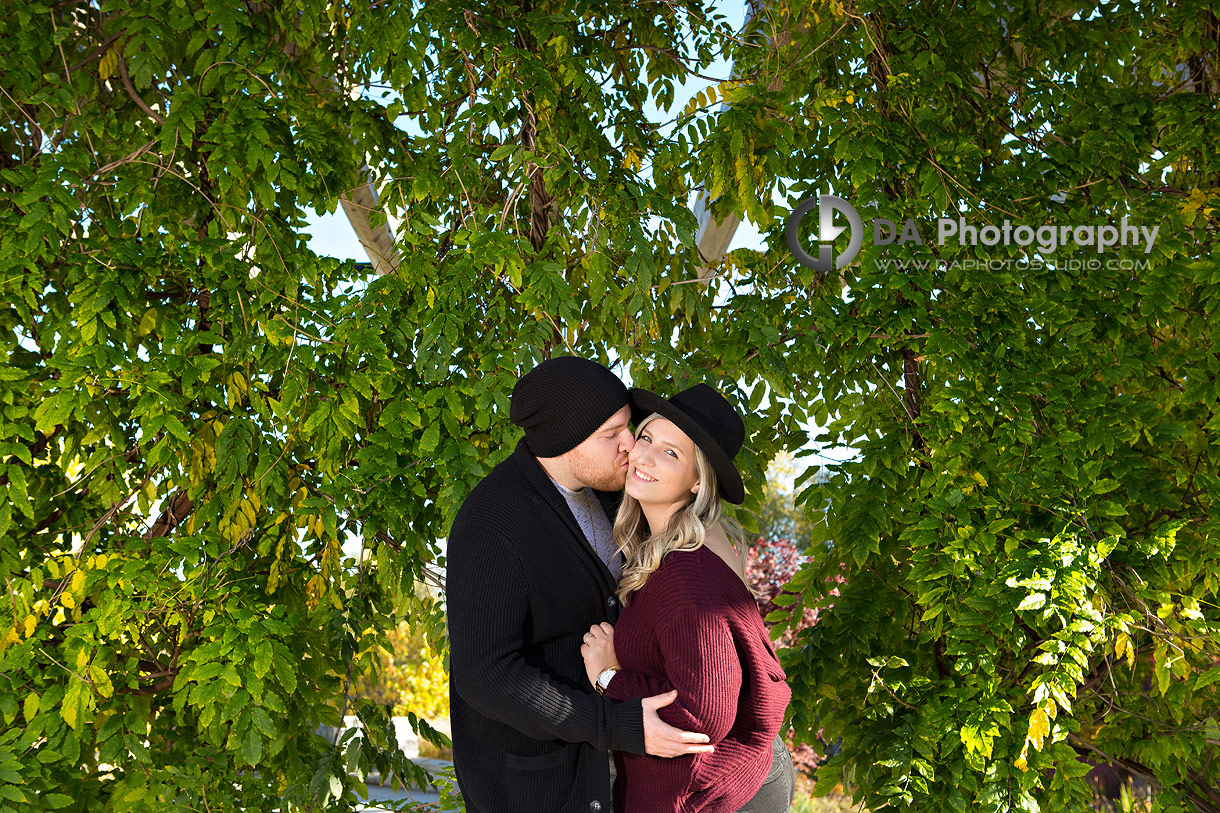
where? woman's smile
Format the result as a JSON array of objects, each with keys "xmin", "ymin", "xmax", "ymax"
[{"xmin": 631, "ymin": 466, "xmax": 658, "ymax": 483}]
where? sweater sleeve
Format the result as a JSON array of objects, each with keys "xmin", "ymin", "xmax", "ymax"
[
  {"xmin": 602, "ymin": 668, "xmax": 673, "ymax": 702},
  {"xmin": 447, "ymin": 518, "xmax": 646, "ymax": 755},
  {"xmin": 607, "ymin": 596, "xmax": 742, "ymax": 745}
]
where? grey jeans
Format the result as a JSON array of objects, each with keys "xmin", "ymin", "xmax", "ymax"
[{"xmin": 735, "ymin": 736, "xmax": 795, "ymax": 813}]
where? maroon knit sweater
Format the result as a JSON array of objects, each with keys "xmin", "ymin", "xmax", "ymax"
[{"xmin": 604, "ymin": 544, "xmax": 791, "ymax": 813}]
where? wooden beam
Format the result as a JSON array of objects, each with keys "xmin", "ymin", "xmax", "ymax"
[
  {"xmin": 693, "ymin": 0, "xmax": 765, "ymax": 268},
  {"xmin": 694, "ymin": 194, "xmax": 741, "ymax": 266},
  {"xmin": 340, "ymin": 175, "xmax": 400, "ymax": 275}
]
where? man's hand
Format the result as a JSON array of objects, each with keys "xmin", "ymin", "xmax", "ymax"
[
  {"xmin": 581, "ymin": 622, "xmax": 618, "ymax": 686},
  {"xmin": 642, "ymin": 691, "xmax": 714, "ymax": 758}
]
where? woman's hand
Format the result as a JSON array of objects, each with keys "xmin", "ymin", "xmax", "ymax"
[{"xmin": 580, "ymin": 622, "xmax": 619, "ymax": 686}]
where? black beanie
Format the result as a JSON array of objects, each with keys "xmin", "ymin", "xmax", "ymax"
[{"xmin": 510, "ymin": 357, "xmax": 630, "ymax": 457}]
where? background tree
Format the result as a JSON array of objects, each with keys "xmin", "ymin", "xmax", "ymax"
[
  {"xmin": 753, "ymin": 454, "xmax": 822, "ymax": 546},
  {"xmin": 697, "ymin": 2, "xmax": 1220, "ymax": 811},
  {"xmin": 354, "ymin": 621, "xmax": 451, "ymax": 736},
  {"xmin": 0, "ymin": 0, "xmax": 766, "ymax": 809},
  {"xmin": 354, "ymin": 585, "xmax": 451, "ymax": 755}
]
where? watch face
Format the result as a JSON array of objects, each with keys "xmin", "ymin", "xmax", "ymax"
[{"xmin": 598, "ymin": 669, "xmax": 615, "ymax": 688}]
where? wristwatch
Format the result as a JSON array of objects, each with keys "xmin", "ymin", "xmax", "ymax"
[{"xmin": 594, "ymin": 667, "xmax": 618, "ymax": 694}]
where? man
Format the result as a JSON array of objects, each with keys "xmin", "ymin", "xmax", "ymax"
[{"xmin": 447, "ymin": 356, "xmax": 713, "ymax": 813}]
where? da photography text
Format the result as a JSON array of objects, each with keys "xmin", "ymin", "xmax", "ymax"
[{"xmin": 787, "ymin": 195, "xmax": 1161, "ymax": 273}]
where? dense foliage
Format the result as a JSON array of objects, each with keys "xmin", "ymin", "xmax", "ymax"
[
  {"xmin": 727, "ymin": 3, "xmax": 1220, "ymax": 812},
  {"xmin": 0, "ymin": 0, "xmax": 745, "ymax": 809},
  {"xmin": 2, "ymin": 0, "xmax": 1217, "ymax": 811}
]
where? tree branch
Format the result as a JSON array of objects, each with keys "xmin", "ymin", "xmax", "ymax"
[{"xmin": 115, "ymin": 46, "xmax": 166, "ymax": 125}]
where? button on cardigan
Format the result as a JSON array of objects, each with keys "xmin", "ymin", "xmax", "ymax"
[{"xmin": 604, "ymin": 544, "xmax": 791, "ymax": 813}]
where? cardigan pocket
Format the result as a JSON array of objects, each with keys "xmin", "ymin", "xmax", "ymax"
[{"xmin": 502, "ymin": 745, "xmax": 571, "ymax": 771}]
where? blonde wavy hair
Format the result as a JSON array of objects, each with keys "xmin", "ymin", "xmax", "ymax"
[{"xmin": 614, "ymin": 413, "xmax": 755, "ymax": 602}]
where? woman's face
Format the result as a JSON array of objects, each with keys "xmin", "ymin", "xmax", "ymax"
[{"xmin": 624, "ymin": 418, "xmax": 699, "ymax": 509}]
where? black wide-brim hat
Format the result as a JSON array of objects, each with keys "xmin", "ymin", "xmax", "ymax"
[{"xmin": 628, "ymin": 383, "xmax": 746, "ymax": 504}]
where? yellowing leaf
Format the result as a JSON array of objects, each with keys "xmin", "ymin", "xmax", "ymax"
[
  {"xmin": 1014, "ymin": 746, "xmax": 1029, "ymax": 773},
  {"xmin": 62, "ymin": 678, "xmax": 90, "ymax": 731},
  {"xmin": 22, "ymin": 615, "xmax": 36, "ymax": 639},
  {"xmin": 1182, "ymin": 187, "xmax": 1208, "ymax": 213},
  {"xmin": 1025, "ymin": 706, "xmax": 1050, "ymax": 752},
  {"xmin": 99, "ymin": 47, "xmax": 119, "ymax": 81},
  {"xmin": 1115, "ymin": 631, "xmax": 1135, "ymax": 669},
  {"xmin": 24, "ymin": 693, "xmax": 39, "ymax": 720},
  {"xmin": 90, "ymin": 662, "xmax": 114, "ymax": 699}
]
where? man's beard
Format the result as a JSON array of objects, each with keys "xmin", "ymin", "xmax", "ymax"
[{"xmin": 570, "ymin": 450, "xmax": 628, "ymax": 491}]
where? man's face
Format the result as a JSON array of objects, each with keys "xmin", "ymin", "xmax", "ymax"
[{"xmin": 566, "ymin": 405, "xmax": 635, "ymax": 491}]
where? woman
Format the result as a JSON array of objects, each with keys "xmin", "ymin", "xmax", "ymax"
[{"xmin": 580, "ymin": 383, "xmax": 794, "ymax": 813}]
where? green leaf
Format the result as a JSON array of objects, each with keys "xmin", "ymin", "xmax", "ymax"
[
  {"xmin": 420, "ymin": 421, "xmax": 441, "ymax": 453},
  {"xmin": 6, "ymin": 465, "xmax": 33, "ymax": 519},
  {"xmin": 250, "ymin": 706, "xmax": 275, "ymax": 737},
  {"xmin": 163, "ymin": 413, "xmax": 190, "ymax": 443},
  {"xmin": 89, "ymin": 662, "xmax": 114, "ymax": 699},
  {"xmin": 62, "ymin": 678, "xmax": 89, "ymax": 731},
  {"xmin": 0, "ymin": 786, "xmax": 27, "ymax": 803},
  {"xmin": 1194, "ymin": 667, "xmax": 1220, "ymax": 690},
  {"xmin": 242, "ymin": 727, "xmax": 263, "ymax": 766},
  {"xmin": 33, "ymin": 393, "xmax": 73, "ymax": 433},
  {"xmin": 0, "ymin": 502, "xmax": 12, "ymax": 542},
  {"xmin": 253, "ymin": 639, "xmax": 273, "ymax": 680},
  {"xmin": 274, "ymin": 656, "xmax": 297, "ymax": 695},
  {"xmin": 1017, "ymin": 593, "xmax": 1047, "ymax": 612}
]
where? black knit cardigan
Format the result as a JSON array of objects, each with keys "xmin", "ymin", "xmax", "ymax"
[{"xmin": 447, "ymin": 438, "xmax": 646, "ymax": 813}]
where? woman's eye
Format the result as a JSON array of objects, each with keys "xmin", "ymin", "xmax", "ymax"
[
  {"xmin": 640, "ymin": 434, "xmax": 651, "ymax": 443},
  {"xmin": 666, "ymin": 449, "xmax": 677, "ymax": 458}
]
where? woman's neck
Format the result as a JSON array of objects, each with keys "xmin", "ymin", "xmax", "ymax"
[{"xmin": 640, "ymin": 501, "xmax": 682, "ymax": 537}]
